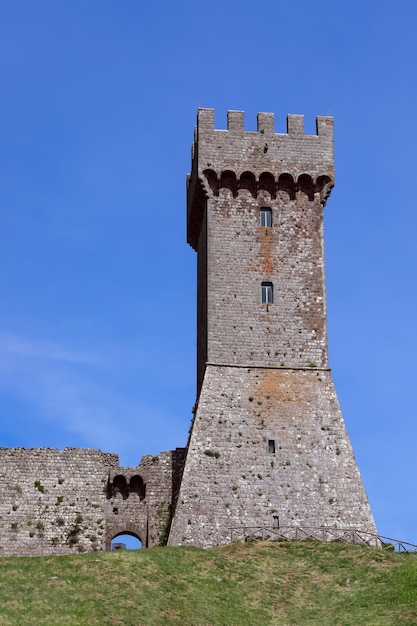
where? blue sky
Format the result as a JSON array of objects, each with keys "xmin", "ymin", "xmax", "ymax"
[{"xmin": 1, "ymin": 1, "xmax": 416, "ymax": 546}]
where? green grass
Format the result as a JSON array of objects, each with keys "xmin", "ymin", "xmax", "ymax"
[{"xmin": 1, "ymin": 540, "xmax": 417, "ymax": 625}]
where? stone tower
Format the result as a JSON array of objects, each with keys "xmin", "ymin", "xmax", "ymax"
[{"xmin": 168, "ymin": 109, "xmax": 377, "ymax": 548}]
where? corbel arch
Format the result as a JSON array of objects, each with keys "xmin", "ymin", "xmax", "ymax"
[
  {"xmin": 239, "ymin": 171, "xmax": 256, "ymax": 196},
  {"xmin": 220, "ymin": 170, "xmax": 238, "ymax": 197},
  {"xmin": 112, "ymin": 475, "xmax": 128, "ymax": 500},
  {"xmin": 277, "ymin": 173, "xmax": 295, "ymax": 199},
  {"xmin": 130, "ymin": 475, "xmax": 146, "ymax": 501},
  {"xmin": 258, "ymin": 172, "xmax": 276, "ymax": 198},
  {"xmin": 315, "ymin": 175, "xmax": 334, "ymax": 206},
  {"xmin": 202, "ymin": 169, "xmax": 219, "ymax": 196},
  {"xmin": 297, "ymin": 174, "xmax": 314, "ymax": 200}
]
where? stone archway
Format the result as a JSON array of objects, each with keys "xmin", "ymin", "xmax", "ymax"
[
  {"xmin": 111, "ymin": 532, "xmax": 142, "ymax": 550},
  {"xmin": 106, "ymin": 522, "xmax": 146, "ymax": 551}
]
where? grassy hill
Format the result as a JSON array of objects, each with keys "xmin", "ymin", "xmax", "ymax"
[{"xmin": 1, "ymin": 540, "xmax": 417, "ymax": 625}]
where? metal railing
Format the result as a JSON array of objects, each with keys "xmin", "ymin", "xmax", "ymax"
[{"xmin": 229, "ymin": 525, "xmax": 417, "ymax": 553}]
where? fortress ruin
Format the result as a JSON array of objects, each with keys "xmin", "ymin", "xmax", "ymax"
[{"xmin": 0, "ymin": 110, "xmax": 377, "ymax": 556}]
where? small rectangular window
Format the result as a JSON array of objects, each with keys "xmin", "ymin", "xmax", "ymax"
[
  {"xmin": 260, "ymin": 207, "xmax": 272, "ymax": 227},
  {"xmin": 268, "ymin": 439, "xmax": 276, "ymax": 453},
  {"xmin": 272, "ymin": 515, "xmax": 279, "ymax": 529},
  {"xmin": 261, "ymin": 282, "xmax": 273, "ymax": 304}
]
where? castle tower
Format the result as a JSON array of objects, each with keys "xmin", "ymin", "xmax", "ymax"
[{"xmin": 168, "ymin": 109, "xmax": 377, "ymax": 548}]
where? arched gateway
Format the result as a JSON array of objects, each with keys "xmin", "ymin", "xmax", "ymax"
[{"xmin": 106, "ymin": 523, "xmax": 145, "ymax": 551}]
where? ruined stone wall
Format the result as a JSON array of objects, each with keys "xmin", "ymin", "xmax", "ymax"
[
  {"xmin": 105, "ymin": 448, "xmax": 186, "ymax": 549},
  {"xmin": 0, "ymin": 446, "xmax": 185, "ymax": 556},
  {"xmin": 0, "ymin": 448, "xmax": 116, "ymax": 556}
]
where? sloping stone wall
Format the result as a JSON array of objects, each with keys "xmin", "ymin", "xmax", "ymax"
[{"xmin": 168, "ymin": 366, "xmax": 376, "ymax": 548}]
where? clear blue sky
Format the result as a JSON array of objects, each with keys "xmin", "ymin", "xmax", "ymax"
[{"xmin": 1, "ymin": 1, "xmax": 416, "ymax": 546}]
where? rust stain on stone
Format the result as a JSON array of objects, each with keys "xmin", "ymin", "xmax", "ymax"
[
  {"xmin": 248, "ymin": 369, "xmax": 317, "ymax": 420},
  {"xmin": 259, "ymin": 228, "xmax": 277, "ymax": 275}
]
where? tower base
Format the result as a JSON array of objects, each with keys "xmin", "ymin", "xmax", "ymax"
[{"xmin": 168, "ymin": 365, "xmax": 376, "ymax": 548}]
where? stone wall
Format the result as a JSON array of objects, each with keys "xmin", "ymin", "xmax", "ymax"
[
  {"xmin": 168, "ymin": 366, "xmax": 376, "ymax": 548},
  {"xmin": 0, "ymin": 446, "xmax": 185, "ymax": 556},
  {"xmin": 104, "ymin": 448, "xmax": 185, "ymax": 549},
  {"xmin": 205, "ymin": 188, "xmax": 327, "ymax": 370}
]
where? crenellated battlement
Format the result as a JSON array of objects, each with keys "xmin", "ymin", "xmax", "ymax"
[
  {"xmin": 191, "ymin": 109, "xmax": 334, "ymax": 177},
  {"xmin": 195, "ymin": 108, "xmax": 333, "ymax": 139},
  {"xmin": 187, "ymin": 108, "xmax": 334, "ymax": 250}
]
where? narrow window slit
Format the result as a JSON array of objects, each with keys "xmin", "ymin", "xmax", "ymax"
[
  {"xmin": 260, "ymin": 207, "xmax": 272, "ymax": 227},
  {"xmin": 261, "ymin": 282, "xmax": 273, "ymax": 304}
]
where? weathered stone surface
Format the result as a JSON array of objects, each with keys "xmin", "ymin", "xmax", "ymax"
[
  {"xmin": 0, "ymin": 447, "xmax": 185, "ymax": 556},
  {"xmin": 168, "ymin": 367, "xmax": 376, "ymax": 547},
  {"xmin": 0, "ymin": 109, "xmax": 376, "ymax": 556},
  {"xmin": 168, "ymin": 109, "xmax": 376, "ymax": 547}
]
